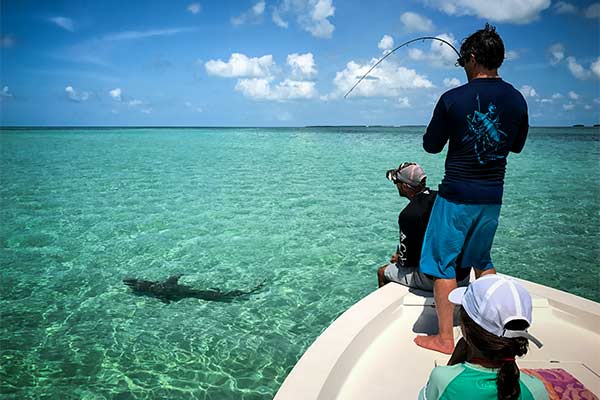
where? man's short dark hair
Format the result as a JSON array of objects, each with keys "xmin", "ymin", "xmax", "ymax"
[{"xmin": 460, "ymin": 23, "xmax": 505, "ymax": 70}]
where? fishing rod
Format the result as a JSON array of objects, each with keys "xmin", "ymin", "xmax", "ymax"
[{"xmin": 344, "ymin": 36, "xmax": 461, "ymax": 99}]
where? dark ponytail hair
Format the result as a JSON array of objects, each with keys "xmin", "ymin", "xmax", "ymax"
[{"xmin": 458, "ymin": 307, "xmax": 530, "ymax": 400}]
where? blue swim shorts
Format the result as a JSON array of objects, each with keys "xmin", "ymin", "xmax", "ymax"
[{"xmin": 420, "ymin": 195, "xmax": 501, "ymax": 279}]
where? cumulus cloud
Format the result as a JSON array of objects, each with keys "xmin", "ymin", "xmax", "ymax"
[
  {"xmin": 551, "ymin": 93, "xmax": 563, "ymax": 99},
  {"xmin": 407, "ymin": 33, "xmax": 458, "ymax": 67},
  {"xmin": 378, "ymin": 35, "xmax": 394, "ymax": 53},
  {"xmin": 65, "ymin": 85, "xmax": 91, "ymax": 102},
  {"xmin": 443, "ymin": 77, "xmax": 461, "ymax": 87},
  {"xmin": 0, "ymin": 35, "xmax": 15, "ymax": 48},
  {"xmin": 400, "ymin": 11, "xmax": 435, "ymax": 32},
  {"xmin": 109, "ymin": 88, "xmax": 122, "ymax": 101},
  {"xmin": 566, "ymin": 56, "xmax": 592, "ymax": 79},
  {"xmin": 422, "ymin": 0, "xmax": 551, "ymax": 24},
  {"xmin": 553, "ymin": 1, "xmax": 578, "ymax": 14},
  {"xmin": 231, "ymin": 1, "xmax": 266, "ymax": 26},
  {"xmin": 287, "ymin": 53, "xmax": 317, "ymax": 78},
  {"xmin": 563, "ymin": 103, "xmax": 575, "ymax": 110},
  {"xmin": 584, "ymin": 2, "xmax": 600, "ymax": 18},
  {"xmin": 519, "ymin": 85, "xmax": 537, "ymax": 98},
  {"xmin": 205, "ymin": 53, "xmax": 274, "ymax": 78},
  {"xmin": 505, "ymin": 50, "xmax": 519, "ymax": 61},
  {"xmin": 272, "ymin": 0, "xmax": 335, "ymax": 39},
  {"xmin": 187, "ymin": 3, "xmax": 202, "ymax": 14},
  {"xmin": 591, "ymin": 57, "xmax": 600, "ymax": 79},
  {"xmin": 1, "ymin": 86, "xmax": 13, "ymax": 98},
  {"xmin": 568, "ymin": 91, "xmax": 579, "ymax": 100},
  {"xmin": 548, "ymin": 43, "xmax": 565, "ymax": 65},
  {"xmin": 128, "ymin": 99, "xmax": 143, "ymax": 106},
  {"xmin": 235, "ymin": 78, "xmax": 317, "ymax": 100},
  {"xmin": 332, "ymin": 58, "xmax": 434, "ymax": 98},
  {"xmin": 49, "ymin": 16, "xmax": 75, "ymax": 32},
  {"xmin": 397, "ymin": 97, "xmax": 411, "ymax": 108}
]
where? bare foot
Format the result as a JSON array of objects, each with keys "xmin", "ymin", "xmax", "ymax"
[{"xmin": 414, "ymin": 335, "xmax": 455, "ymax": 355}]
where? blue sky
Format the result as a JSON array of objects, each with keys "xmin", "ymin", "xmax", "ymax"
[{"xmin": 1, "ymin": 0, "xmax": 598, "ymax": 126}]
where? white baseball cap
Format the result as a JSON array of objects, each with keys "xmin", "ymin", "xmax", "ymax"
[{"xmin": 449, "ymin": 274, "xmax": 543, "ymax": 348}]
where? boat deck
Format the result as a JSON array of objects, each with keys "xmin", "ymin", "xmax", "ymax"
[{"xmin": 275, "ymin": 276, "xmax": 600, "ymax": 399}]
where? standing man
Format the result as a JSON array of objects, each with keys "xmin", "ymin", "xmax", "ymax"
[
  {"xmin": 377, "ymin": 162, "xmax": 470, "ymax": 291},
  {"xmin": 415, "ymin": 24, "xmax": 529, "ymax": 354}
]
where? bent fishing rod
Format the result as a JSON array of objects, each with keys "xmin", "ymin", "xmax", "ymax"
[{"xmin": 344, "ymin": 36, "xmax": 461, "ymax": 99}]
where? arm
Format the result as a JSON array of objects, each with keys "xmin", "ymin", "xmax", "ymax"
[
  {"xmin": 423, "ymin": 98, "xmax": 450, "ymax": 154},
  {"xmin": 511, "ymin": 110, "xmax": 529, "ymax": 153}
]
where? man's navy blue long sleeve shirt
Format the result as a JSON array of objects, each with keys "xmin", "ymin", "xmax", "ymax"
[{"xmin": 423, "ymin": 78, "xmax": 528, "ymax": 204}]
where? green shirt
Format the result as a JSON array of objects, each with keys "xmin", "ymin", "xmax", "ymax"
[{"xmin": 419, "ymin": 362, "xmax": 549, "ymax": 400}]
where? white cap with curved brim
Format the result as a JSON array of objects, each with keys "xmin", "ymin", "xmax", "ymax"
[{"xmin": 448, "ymin": 274, "xmax": 543, "ymax": 348}]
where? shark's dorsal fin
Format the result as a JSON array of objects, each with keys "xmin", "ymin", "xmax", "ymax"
[{"xmin": 165, "ymin": 274, "xmax": 183, "ymax": 285}]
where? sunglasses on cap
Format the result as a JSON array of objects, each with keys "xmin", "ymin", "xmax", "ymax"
[{"xmin": 385, "ymin": 162, "xmax": 417, "ymax": 183}]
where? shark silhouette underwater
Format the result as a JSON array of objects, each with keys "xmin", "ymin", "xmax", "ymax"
[{"xmin": 123, "ymin": 274, "xmax": 265, "ymax": 303}]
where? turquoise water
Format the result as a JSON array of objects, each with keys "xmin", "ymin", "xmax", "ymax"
[{"xmin": 1, "ymin": 127, "xmax": 598, "ymax": 399}]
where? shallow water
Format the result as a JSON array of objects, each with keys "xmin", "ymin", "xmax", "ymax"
[{"xmin": 1, "ymin": 127, "xmax": 598, "ymax": 399}]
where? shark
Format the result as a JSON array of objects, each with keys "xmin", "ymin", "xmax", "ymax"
[{"xmin": 123, "ymin": 274, "xmax": 265, "ymax": 303}]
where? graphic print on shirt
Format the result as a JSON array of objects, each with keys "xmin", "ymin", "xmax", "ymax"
[
  {"xmin": 463, "ymin": 94, "xmax": 508, "ymax": 164},
  {"xmin": 397, "ymin": 231, "xmax": 407, "ymax": 267}
]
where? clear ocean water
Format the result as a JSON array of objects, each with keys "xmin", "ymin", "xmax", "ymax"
[{"xmin": 1, "ymin": 127, "xmax": 599, "ymax": 399}]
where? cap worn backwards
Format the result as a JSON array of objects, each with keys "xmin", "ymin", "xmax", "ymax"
[{"xmin": 448, "ymin": 274, "xmax": 543, "ymax": 348}]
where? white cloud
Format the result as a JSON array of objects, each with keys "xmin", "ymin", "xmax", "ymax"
[
  {"xmin": 584, "ymin": 2, "xmax": 600, "ymax": 18},
  {"xmin": 65, "ymin": 85, "xmax": 91, "ymax": 102},
  {"xmin": 443, "ymin": 77, "xmax": 461, "ymax": 87},
  {"xmin": 400, "ymin": 12, "xmax": 435, "ymax": 32},
  {"xmin": 128, "ymin": 99, "xmax": 143, "ymax": 106},
  {"xmin": 552, "ymin": 93, "xmax": 563, "ymax": 99},
  {"xmin": 540, "ymin": 98, "xmax": 553, "ymax": 103},
  {"xmin": 505, "ymin": 50, "xmax": 519, "ymax": 61},
  {"xmin": 407, "ymin": 33, "xmax": 458, "ymax": 67},
  {"xmin": 548, "ymin": 43, "xmax": 565, "ymax": 65},
  {"xmin": 231, "ymin": 1, "xmax": 266, "ymax": 26},
  {"xmin": 567, "ymin": 56, "xmax": 592, "ymax": 79},
  {"xmin": 205, "ymin": 53, "xmax": 275, "ymax": 78},
  {"xmin": 332, "ymin": 58, "xmax": 434, "ymax": 98},
  {"xmin": 0, "ymin": 35, "xmax": 15, "ymax": 48},
  {"xmin": 103, "ymin": 27, "xmax": 196, "ymax": 41},
  {"xmin": 553, "ymin": 1, "xmax": 578, "ymax": 14},
  {"xmin": 187, "ymin": 3, "xmax": 202, "ymax": 14},
  {"xmin": 397, "ymin": 97, "xmax": 411, "ymax": 108},
  {"xmin": 272, "ymin": 0, "xmax": 335, "ymax": 39},
  {"xmin": 272, "ymin": 9, "xmax": 289, "ymax": 28},
  {"xmin": 1, "ymin": 86, "xmax": 12, "ymax": 97},
  {"xmin": 591, "ymin": 57, "xmax": 600, "ymax": 79},
  {"xmin": 109, "ymin": 88, "xmax": 122, "ymax": 101},
  {"xmin": 585, "ymin": 104, "xmax": 592, "ymax": 110},
  {"xmin": 378, "ymin": 35, "xmax": 394, "ymax": 53},
  {"xmin": 185, "ymin": 101, "xmax": 203, "ymax": 112},
  {"xmin": 519, "ymin": 85, "xmax": 537, "ymax": 98},
  {"xmin": 235, "ymin": 78, "xmax": 317, "ymax": 100},
  {"xmin": 423, "ymin": 0, "xmax": 551, "ymax": 24},
  {"xmin": 49, "ymin": 17, "xmax": 74, "ymax": 32},
  {"xmin": 287, "ymin": 53, "xmax": 317, "ymax": 78},
  {"xmin": 141, "ymin": 108, "xmax": 152, "ymax": 114},
  {"xmin": 563, "ymin": 103, "xmax": 575, "ymax": 111},
  {"xmin": 568, "ymin": 91, "xmax": 579, "ymax": 100}
]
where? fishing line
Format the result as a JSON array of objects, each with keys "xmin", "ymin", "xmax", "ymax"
[{"xmin": 344, "ymin": 36, "xmax": 461, "ymax": 99}]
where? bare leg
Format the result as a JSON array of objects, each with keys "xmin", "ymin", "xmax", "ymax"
[
  {"xmin": 475, "ymin": 267, "xmax": 496, "ymax": 279},
  {"xmin": 377, "ymin": 265, "xmax": 388, "ymax": 288},
  {"xmin": 414, "ymin": 278, "xmax": 456, "ymax": 354}
]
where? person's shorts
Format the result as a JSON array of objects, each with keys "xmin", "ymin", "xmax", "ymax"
[
  {"xmin": 420, "ymin": 195, "xmax": 501, "ymax": 279},
  {"xmin": 383, "ymin": 263, "xmax": 469, "ymax": 291}
]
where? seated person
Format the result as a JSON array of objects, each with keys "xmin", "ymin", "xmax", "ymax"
[
  {"xmin": 419, "ymin": 275, "xmax": 548, "ymax": 400},
  {"xmin": 377, "ymin": 162, "xmax": 470, "ymax": 291}
]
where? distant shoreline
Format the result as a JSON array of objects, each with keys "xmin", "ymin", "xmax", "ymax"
[{"xmin": 1, "ymin": 125, "xmax": 599, "ymax": 129}]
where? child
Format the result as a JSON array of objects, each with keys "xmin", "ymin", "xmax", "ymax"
[{"xmin": 419, "ymin": 275, "xmax": 548, "ymax": 400}]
